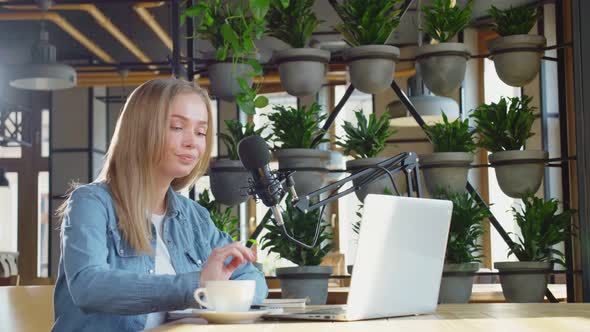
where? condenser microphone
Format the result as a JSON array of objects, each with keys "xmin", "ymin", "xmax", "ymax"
[{"xmin": 237, "ymin": 135, "xmax": 285, "ymax": 226}]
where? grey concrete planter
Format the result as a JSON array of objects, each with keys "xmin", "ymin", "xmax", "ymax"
[
  {"xmin": 420, "ymin": 152, "xmax": 472, "ymax": 196},
  {"xmin": 208, "ymin": 158, "xmax": 251, "ymax": 206},
  {"xmin": 416, "ymin": 43, "xmax": 470, "ymax": 96},
  {"xmin": 439, "ymin": 262, "xmax": 479, "ymax": 304},
  {"xmin": 489, "ymin": 150, "xmax": 547, "ymax": 198},
  {"xmin": 488, "ymin": 35, "xmax": 547, "ymax": 87},
  {"xmin": 274, "ymin": 149, "xmax": 331, "ymax": 196},
  {"xmin": 276, "ymin": 266, "xmax": 333, "ymax": 305},
  {"xmin": 495, "ymin": 261, "xmax": 552, "ymax": 303},
  {"xmin": 342, "ymin": 45, "xmax": 400, "ymax": 94},
  {"xmin": 273, "ymin": 48, "xmax": 331, "ymax": 97},
  {"xmin": 208, "ymin": 62, "xmax": 253, "ymax": 102},
  {"xmin": 346, "ymin": 157, "xmax": 407, "ymax": 202}
]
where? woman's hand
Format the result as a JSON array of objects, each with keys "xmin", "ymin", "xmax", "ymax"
[{"xmin": 199, "ymin": 242, "xmax": 257, "ymax": 285}]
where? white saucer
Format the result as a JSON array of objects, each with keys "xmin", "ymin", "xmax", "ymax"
[{"xmin": 198, "ymin": 309, "xmax": 268, "ymax": 324}]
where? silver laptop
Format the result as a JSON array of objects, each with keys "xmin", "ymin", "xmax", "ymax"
[{"xmin": 266, "ymin": 194, "xmax": 453, "ymax": 321}]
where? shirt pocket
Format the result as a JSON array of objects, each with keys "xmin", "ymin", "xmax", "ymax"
[
  {"xmin": 184, "ymin": 249, "xmax": 204, "ymax": 272},
  {"xmin": 107, "ymin": 225, "xmax": 144, "ymax": 271}
]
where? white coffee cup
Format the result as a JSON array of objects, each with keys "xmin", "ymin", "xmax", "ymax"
[{"xmin": 194, "ymin": 280, "xmax": 255, "ymax": 312}]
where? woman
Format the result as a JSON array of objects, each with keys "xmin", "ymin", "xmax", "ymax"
[{"xmin": 52, "ymin": 78, "xmax": 267, "ymax": 331}]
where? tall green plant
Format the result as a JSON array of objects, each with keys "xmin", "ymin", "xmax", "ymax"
[
  {"xmin": 197, "ymin": 189, "xmax": 240, "ymax": 240},
  {"xmin": 470, "ymin": 95, "xmax": 536, "ymax": 152},
  {"xmin": 438, "ymin": 191, "xmax": 490, "ymax": 264},
  {"xmin": 421, "ymin": 0, "xmax": 473, "ymax": 43},
  {"xmin": 329, "ymin": 0, "xmax": 403, "ymax": 46},
  {"xmin": 218, "ymin": 119, "xmax": 271, "ymax": 160},
  {"xmin": 266, "ymin": 103, "xmax": 328, "ymax": 149},
  {"xmin": 488, "ymin": 5, "xmax": 538, "ymax": 37},
  {"xmin": 260, "ymin": 195, "xmax": 333, "ymax": 266},
  {"xmin": 336, "ymin": 110, "xmax": 397, "ymax": 159},
  {"xmin": 266, "ymin": 0, "xmax": 322, "ymax": 48},
  {"xmin": 423, "ymin": 113, "xmax": 475, "ymax": 153},
  {"xmin": 181, "ymin": 0, "xmax": 269, "ymax": 115},
  {"xmin": 508, "ymin": 194, "xmax": 575, "ymax": 266}
]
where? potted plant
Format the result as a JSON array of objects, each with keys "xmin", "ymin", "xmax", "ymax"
[
  {"xmin": 471, "ymin": 95, "xmax": 547, "ymax": 198},
  {"xmin": 337, "ymin": 110, "xmax": 401, "ymax": 202},
  {"xmin": 266, "ymin": 102, "xmax": 331, "ymax": 196},
  {"xmin": 183, "ymin": 0, "xmax": 269, "ymax": 114},
  {"xmin": 329, "ymin": 0, "xmax": 403, "ymax": 94},
  {"xmin": 495, "ymin": 194, "xmax": 575, "ymax": 303},
  {"xmin": 197, "ymin": 189, "xmax": 240, "ymax": 239},
  {"xmin": 417, "ymin": 0, "xmax": 473, "ymax": 96},
  {"xmin": 260, "ymin": 195, "xmax": 334, "ymax": 304},
  {"xmin": 421, "ymin": 112, "xmax": 475, "ymax": 196},
  {"xmin": 437, "ymin": 191, "xmax": 490, "ymax": 303},
  {"xmin": 487, "ymin": 5, "xmax": 545, "ymax": 87},
  {"xmin": 210, "ymin": 119, "xmax": 271, "ymax": 206},
  {"xmin": 267, "ymin": 0, "xmax": 330, "ymax": 97}
]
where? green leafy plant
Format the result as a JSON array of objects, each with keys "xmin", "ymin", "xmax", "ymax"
[
  {"xmin": 266, "ymin": 0, "xmax": 322, "ymax": 48},
  {"xmin": 218, "ymin": 119, "xmax": 271, "ymax": 160},
  {"xmin": 421, "ymin": 0, "xmax": 473, "ymax": 43},
  {"xmin": 329, "ymin": 0, "xmax": 404, "ymax": 46},
  {"xmin": 336, "ymin": 110, "xmax": 397, "ymax": 159},
  {"xmin": 470, "ymin": 95, "xmax": 536, "ymax": 152},
  {"xmin": 437, "ymin": 191, "xmax": 491, "ymax": 264},
  {"xmin": 260, "ymin": 195, "xmax": 333, "ymax": 266},
  {"xmin": 488, "ymin": 5, "xmax": 538, "ymax": 37},
  {"xmin": 197, "ymin": 189, "xmax": 239, "ymax": 240},
  {"xmin": 181, "ymin": 0, "xmax": 269, "ymax": 115},
  {"xmin": 423, "ymin": 112, "xmax": 475, "ymax": 153},
  {"xmin": 508, "ymin": 193, "xmax": 575, "ymax": 266},
  {"xmin": 266, "ymin": 103, "xmax": 328, "ymax": 149}
]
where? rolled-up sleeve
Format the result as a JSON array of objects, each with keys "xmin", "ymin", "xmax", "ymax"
[
  {"xmin": 194, "ymin": 204, "xmax": 269, "ymax": 304},
  {"xmin": 62, "ymin": 187, "xmax": 200, "ymax": 314}
]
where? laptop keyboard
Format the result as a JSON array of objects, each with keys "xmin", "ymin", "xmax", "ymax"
[{"xmin": 301, "ymin": 307, "xmax": 346, "ymax": 315}]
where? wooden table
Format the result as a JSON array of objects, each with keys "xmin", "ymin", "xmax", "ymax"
[
  {"xmin": 268, "ymin": 284, "xmax": 568, "ymax": 304},
  {"xmin": 150, "ymin": 303, "xmax": 590, "ymax": 332}
]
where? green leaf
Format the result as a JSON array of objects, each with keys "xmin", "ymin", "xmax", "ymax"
[
  {"xmin": 254, "ymin": 96, "xmax": 269, "ymax": 108},
  {"xmin": 280, "ymin": 0, "xmax": 290, "ymax": 9},
  {"xmin": 250, "ymin": 0, "xmax": 270, "ymax": 21},
  {"xmin": 221, "ymin": 23, "xmax": 239, "ymax": 51},
  {"xmin": 237, "ymin": 77, "xmax": 251, "ymax": 93},
  {"xmin": 247, "ymin": 59, "xmax": 263, "ymax": 76}
]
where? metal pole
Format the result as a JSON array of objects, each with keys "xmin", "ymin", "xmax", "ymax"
[{"xmin": 171, "ymin": 0, "xmax": 182, "ymax": 79}]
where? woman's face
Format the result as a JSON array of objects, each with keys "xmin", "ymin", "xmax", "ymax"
[{"xmin": 158, "ymin": 92, "xmax": 208, "ymax": 180}]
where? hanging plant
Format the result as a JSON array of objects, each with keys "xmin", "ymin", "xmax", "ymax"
[{"xmin": 182, "ymin": 0, "xmax": 269, "ymax": 114}]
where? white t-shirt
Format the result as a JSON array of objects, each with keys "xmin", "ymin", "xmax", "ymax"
[{"xmin": 144, "ymin": 213, "xmax": 176, "ymax": 329}]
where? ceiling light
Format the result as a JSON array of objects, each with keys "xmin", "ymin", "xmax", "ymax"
[{"xmin": 9, "ymin": 25, "xmax": 76, "ymax": 91}]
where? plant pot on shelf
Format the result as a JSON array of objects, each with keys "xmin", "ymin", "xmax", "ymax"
[
  {"xmin": 420, "ymin": 152, "xmax": 472, "ymax": 196},
  {"xmin": 488, "ymin": 150, "xmax": 547, "ymax": 198},
  {"xmin": 342, "ymin": 45, "xmax": 400, "ymax": 94},
  {"xmin": 488, "ymin": 35, "xmax": 547, "ymax": 87},
  {"xmin": 274, "ymin": 149, "xmax": 331, "ymax": 196},
  {"xmin": 276, "ymin": 266, "xmax": 333, "ymax": 305},
  {"xmin": 494, "ymin": 261, "xmax": 552, "ymax": 303},
  {"xmin": 273, "ymin": 48, "xmax": 331, "ymax": 97},
  {"xmin": 207, "ymin": 61, "xmax": 254, "ymax": 102},
  {"xmin": 208, "ymin": 158, "xmax": 251, "ymax": 206},
  {"xmin": 415, "ymin": 43, "xmax": 470, "ymax": 96},
  {"xmin": 438, "ymin": 262, "xmax": 479, "ymax": 304},
  {"xmin": 346, "ymin": 157, "xmax": 408, "ymax": 202}
]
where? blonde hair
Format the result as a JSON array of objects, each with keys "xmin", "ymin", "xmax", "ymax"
[{"xmin": 63, "ymin": 78, "xmax": 213, "ymax": 254}]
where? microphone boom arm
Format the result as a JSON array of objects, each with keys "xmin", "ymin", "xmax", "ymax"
[{"xmin": 292, "ymin": 152, "xmax": 422, "ymax": 214}]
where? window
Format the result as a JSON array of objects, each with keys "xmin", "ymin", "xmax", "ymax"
[
  {"xmin": 0, "ymin": 172, "xmax": 18, "ymax": 252},
  {"xmin": 0, "ymin": 110, "xmax": 23, "ymax": 158},
  {"xmin": 38, "ymin": 172, "xmax": 49, "ymax": 277},
  {"xmin": 41, "ymin": 110, "xmax": 50, "ymax": 157},
  {"xmin": 484, "ymin": 58, "xmax": 523, "ymax": 266}
]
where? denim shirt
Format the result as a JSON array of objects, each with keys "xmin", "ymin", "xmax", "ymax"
[{"xmin": 52, "ymin": 182, "xmax": 268, "ymax": 331}]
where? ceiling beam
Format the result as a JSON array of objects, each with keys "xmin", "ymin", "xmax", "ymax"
[{"xmin": 0, "ymin": 11, "xmax": 115, "ymax": 63}]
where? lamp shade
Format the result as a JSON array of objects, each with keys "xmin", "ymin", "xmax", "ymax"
[
  {"xmin": 8, "ymin": 28, "xmax": 76, "ymax": 91},
  {"xmin": 387, "ymin": 95, "xmax": 460, "ymax": 127}
]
